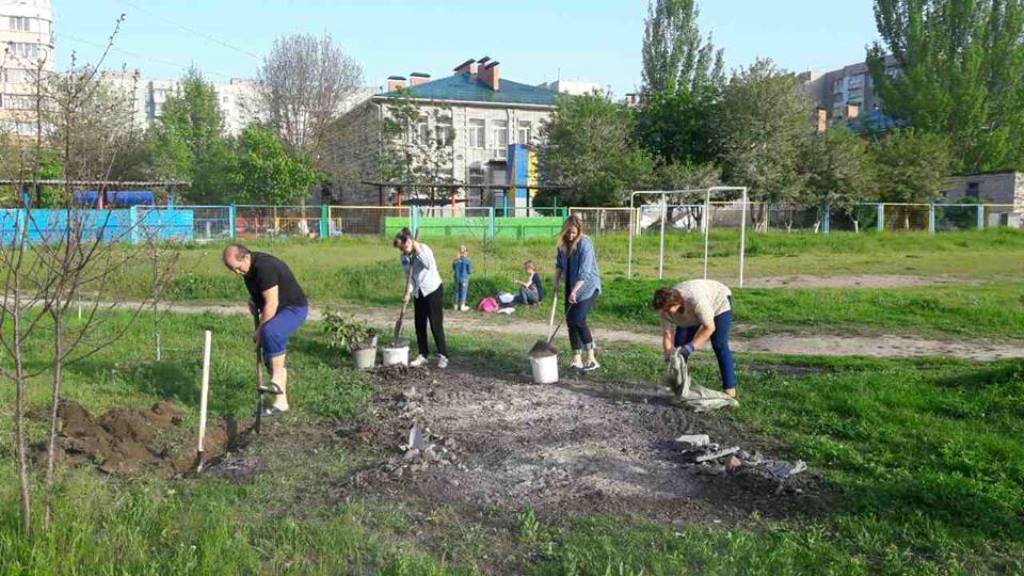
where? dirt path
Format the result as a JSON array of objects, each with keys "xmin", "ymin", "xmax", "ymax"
[
  {"xmin": 149, "ymin": 301, "xmax": 1024, "ymax": 361},
  {"xmin": 743, "ymin": 274, "xmax": 966, "ymax": 289}
]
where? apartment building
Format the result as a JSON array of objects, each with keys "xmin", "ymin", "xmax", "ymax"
[
  {"xmin": 329, "ymin": 58, "xmax": 558, "ymax": 206},
  {"xmin": 0, "ymin": 0, "xmax": 53, "ymax": 136},
  {"xmin": 800, "ymin": 55, "xmax": 898, "ymax": 119}
]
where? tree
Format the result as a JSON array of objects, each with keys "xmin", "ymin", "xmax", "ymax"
[
  {"xmin": 376, "ymin": 90, "xmax": 456, "ymax": 200},
  {"xmin": 258, "ymin": 33, "xmax": 363, "ymax": 166},
  {"xmin": 641, "ymin": 0, "xmax": 724, "ymax": 95},
  {"xmin": 715, "ymin": 59, "xmax": 814, "ymax": 215},
  {"xmin": 230, "ymin": 125, "xmax": 319, "ymax": 205},
  {"xmin": 868, "ymin": 0, "xmax": 1024, "ymax": 172},
  {"xmin": 147, "ymin": 67, "xmax": 231, "ymax": 203},
  {"xmin": 44, "ymin": 71, "xmax": 147, "ymax": 188},
  {"xmin": 870, "ymin": 128, "xmax": 952, "ymax": 228},
  {"xmin": 538, "ymin": 94, "xmax": 655, "ymax": 206},
  {"xmin": 637, "ymin": 0, "xmax": 723, "ymax": 169},
  {"xmin": 798, "ymin": 127, "xmax": 877, "ymax": 231}
]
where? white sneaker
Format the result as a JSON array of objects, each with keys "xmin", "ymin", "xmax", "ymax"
[
  {"xmin": 409, "ymin": 355, "xmax": 428, "ymax": 368},
  {"xmin": 460, "ymin": 305, "xmax": 470, "ymax": 312},
  {"xmin": 437, "ymin": 355, "xmax": 449, "ymax": 369}
]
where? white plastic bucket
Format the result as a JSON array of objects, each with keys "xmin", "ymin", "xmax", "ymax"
[
  {"xmin": 351, "ymin": 347, "xmax": 377, "ymax": 370},
  {"xmin": 382, "ymin": 345, "xmax": 409, "ymax": 367},
  {"xmin": 530, "ymin": 354, "xmax": 559, "ymax": 384}
]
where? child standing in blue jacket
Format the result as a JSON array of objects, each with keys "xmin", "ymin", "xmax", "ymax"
[{"xmin": 452, "ymin": 245, "xmax": 472, "ymax": 311}]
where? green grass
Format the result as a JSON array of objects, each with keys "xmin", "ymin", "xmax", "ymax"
[
  {"xmin": 2, "ymin": 311, "xmax": 1023, "ymax": 574},
  {"xmin": 91, "ymin": 229, "xmax": 1024, "ymax": 341}
]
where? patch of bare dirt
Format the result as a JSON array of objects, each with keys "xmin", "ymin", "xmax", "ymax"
[
  {"xmin": 349, "ymin": 362, "xmax": 819, "ymax": 527},
  {"xmin": 53, "ymin": 400, "xmax": 242, "ymax": 475},
  {"xmin": 744, "ymin": 274, "xmax": 963, "ymax": 289}
]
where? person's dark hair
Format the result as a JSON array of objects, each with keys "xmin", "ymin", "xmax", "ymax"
[
  {"xmin": 652, "ymin": 287, "xmax": 684, "ymax": 311},
  {"xmin": 393, "ymin": 227, "xmax": 413, "ymax": 248},
  {"xmin": 224, "ymin": 243, "xmax": 251, "ymax": 260}
]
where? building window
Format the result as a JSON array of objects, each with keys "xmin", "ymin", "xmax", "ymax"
[
  {"xmin": 416, "ymin": 122, "xmax": 429, "ymax": 145},
  {"xmin": 517, "ymin": 120, "xmax": 532, "ymax": 144},
  {"xmin": 493, "ymin": 120, "xmax": 508, "ymax": 156},
  {"xmin": 967, "ymin": 182, "xmax": 980, "ymax": 199},
  {"xmin": 468, "ymin": 165, "xmax": 485, "ymax": 186},
  {"xmin": 2, "ymin": 94, "xmax": 34, "ymax": 110},
  {"xmin": 9, "ymin": 17, "xmax": 32, "ymax": 32},
  {"xmin": 468, "ymin": 119, "xmax": 486, "ymax": 148},
  {"xmin": 435, "ymin": 121, "xmax": 452, "ymax": 146},
  {"xmin": 10, "ymin": 43, "xmax": 40, "ymax": 59}
]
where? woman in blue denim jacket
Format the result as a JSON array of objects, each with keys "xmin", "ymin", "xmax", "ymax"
[{"xmin": 553, "ymin": 215, "xmax": 601, "ymax": 371}]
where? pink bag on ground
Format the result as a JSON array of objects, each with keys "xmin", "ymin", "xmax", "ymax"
[{"xmin": 478, "ymin": 297, "xmax": 500, "ymax": 313}]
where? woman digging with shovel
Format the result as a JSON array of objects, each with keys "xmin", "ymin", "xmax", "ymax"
[
  {"xmin": 653, "ymin": 279, "xmax": 737, "ymax": 398},
  {"xmin": 394, "ymin": 227, "xmax": 449, "ymax": 369},
  {"xmin": 553, "ymin": 215, "xmax": 601, "ymax": 372}
]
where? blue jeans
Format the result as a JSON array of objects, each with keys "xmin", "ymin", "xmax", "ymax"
[
  {"xmin": 674, "ymin": 308, "xmax": 736, "ymax": 391},
  {"xmin": 514, "ymin": 286, "xmax": 539, "ymax": 305},
  {"xmin": 453, "ymin": 279, "xmax": 469, "ymax": 305},
  {"xmin": 567, "ymin": 293, "xmax": 597, "ymax": 354}
]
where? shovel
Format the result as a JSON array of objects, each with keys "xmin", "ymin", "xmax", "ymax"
[
  {"xmin": 392, "ymin": 229, "xmax": 420, "ymax": 345},
  {"xmin": 253, "ymin": 313, "xmax": 264, "ymax": 434},
  {"xmin": 529, "ymin": 292, "xmax": 569, "ymax": 357}
]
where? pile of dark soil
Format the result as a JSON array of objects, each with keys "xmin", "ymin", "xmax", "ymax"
[{"xmin": 56, "ymin": 400, "xmax": 240, "ymax": 475}]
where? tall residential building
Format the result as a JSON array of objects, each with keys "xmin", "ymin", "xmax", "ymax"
[
  {"xmin": 0, "ymin": 0, "xmax": 53, "ymax": 136},
  {"xmin": 538, "ymin": 79, "xmax": 603, "ymax": 96},
  {"xmin": 328, "ymin": 58, "xmax": 558, "ymax": 207},
  {"xmin": 800, "ymin": 55, "xmax": 898, "ymax": 119}
]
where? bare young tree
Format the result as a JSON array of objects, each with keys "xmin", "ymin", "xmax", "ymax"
[
  {"xmin": 1, "ymin": 17, "xmax": 179, "ymax": 536},
  {"xmin": 258, "ymin": 33, "xmax": 363, "ymax": 166}
]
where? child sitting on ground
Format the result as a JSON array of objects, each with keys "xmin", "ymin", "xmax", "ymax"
[
  {"xmin": 513, "ymin": 260, "xmax": 544, "ymax": 306},
  {"xmin": 452, "ymin": 245, "xmax": 472, "ymax": 311}
]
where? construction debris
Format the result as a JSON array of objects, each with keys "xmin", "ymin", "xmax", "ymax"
[{"xmin": 677, "ymin": 437, "xmax": 808, "ymax": 491}]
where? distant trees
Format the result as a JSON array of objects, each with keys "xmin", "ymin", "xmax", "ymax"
[
  {"xmin": 537, "ymin": 93, "xmax": 654, "ymax": 206},
  {"xmin": 258, "ymin": 33, "xmax": 363, "ymax": 167},
  {"xmin": 869, "ymin": 0, "xmax": 1024, "ymax": 173},
  {"xmin": 715, "ymin": 59, "xmax": 814, "ymax": 218},
  {"xmin": 230, "ymin": 125, "xmax": 319, "ymax": 205},
  {"xmin": 147, "ymin": 68, "xmax": 233, "ymax": 203}
]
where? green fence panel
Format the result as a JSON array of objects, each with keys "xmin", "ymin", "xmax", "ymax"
[{"xmin": 384, "ymin": 216, "xmax": 563, "ymax": 239}]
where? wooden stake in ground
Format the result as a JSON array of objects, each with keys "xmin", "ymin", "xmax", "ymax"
[{"xmin": 195, "ymin": 330, "xmax": 212, "ymax": 472}]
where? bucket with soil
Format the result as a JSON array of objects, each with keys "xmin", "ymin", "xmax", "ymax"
[
  {"xmin": 351, "ymin": 336, "xmax": 378, "ymax": 370},
  {"xmin": 529, "ymin": 347, "xmax": 559, "ymax": 384},
  {"xmin": 382, "ymin": 339, "xmax": 410, "ymax": 367}
]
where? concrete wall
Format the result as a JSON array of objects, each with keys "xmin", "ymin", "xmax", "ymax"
[{"xmin": 943, "ymin": 172, "xmax": 1020, "ymax": 204}]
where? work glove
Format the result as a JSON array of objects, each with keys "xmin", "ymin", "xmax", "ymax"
[{"xmin": 679, "ymin": 343, "xmax": 695, "ymax": 360}]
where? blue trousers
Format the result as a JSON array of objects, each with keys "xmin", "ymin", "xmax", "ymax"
[
  {"xmin": 674, "ymin": 309, "xmax": 736, "ymax": 391},
  {"xmin": 453, "ymin": 279, "xmax": 469, "ymax": 305},
  {"xmin": 567, "ymin": 292, "xmax": 597, "ymax": 354}
]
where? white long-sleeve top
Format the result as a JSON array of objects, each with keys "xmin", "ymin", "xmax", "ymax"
[{"xmin": 401, "ymin": 242, "xmax": 442, "ymax": 298}]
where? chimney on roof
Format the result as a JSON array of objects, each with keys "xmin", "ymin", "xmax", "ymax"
[
  {"xmin": 477, "ymin": 56, "xmax": 491, "ymax": 69},
  {"xmin": 480, "ymin": 60, "xmax": 500, "ymax": 91},
  {"xmin": 454, "ymin": 59, "xmax": 476, "ymax": 75},
  {"xmin": 409, "ymin": 72, "xmax": 431, "ymax": 86},
  {"xmin": 387, "ymin": 75, "xmax": 407, "ymax": 91},
  {"xmin": 816, "ymin": 108, "xmax": 828, "ymax": 133}
]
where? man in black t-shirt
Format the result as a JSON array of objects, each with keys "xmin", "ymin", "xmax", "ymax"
[{"xmin": 223, "ymin": 244, "xmax": 308, "ymax": 415}]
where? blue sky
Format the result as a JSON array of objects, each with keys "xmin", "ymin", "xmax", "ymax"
[{"xmin": 54, "ymin": 0, "xmax": 880, "ymax": 93}]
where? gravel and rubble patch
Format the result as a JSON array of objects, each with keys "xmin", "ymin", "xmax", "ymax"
[{"xmin": 349, "ymin": 361, "xmax": 820, "ymax": 526}]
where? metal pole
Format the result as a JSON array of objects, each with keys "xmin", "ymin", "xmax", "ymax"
[
  {"xmin": 928, "ymin": 203, "xmax": 936, "ymax": 234},
  {"xmin": 703, "ymin": 189, "xmax": 711, "ymax": 280},
  {"xmin": 658, "ymin": 192, "xmax": 667, "ymax": 280},
  {"xmin": 738, "ymin": 189, "xmax": 748, "ymax": 288},
  {"xmin": 977, "ymin": 204, "xmax": 985, "ymax": 230},
  {"xmin": 627, "ymin": 193, "xmax": 635, "ymax": 279},
  {"xmin": 877, "ymin": 203, "xmax": 885, "ymax": 233}
]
